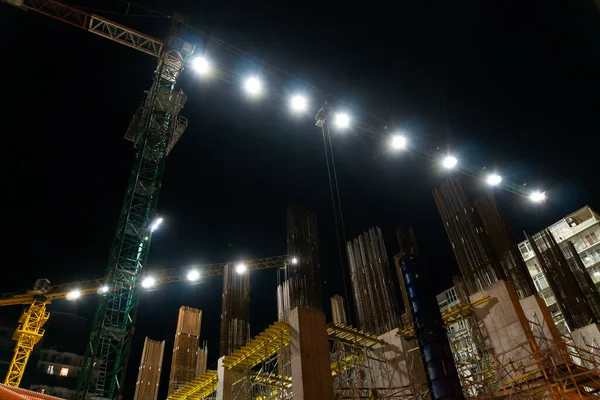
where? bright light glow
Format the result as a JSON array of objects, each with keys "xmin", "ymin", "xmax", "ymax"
[
  {"xmin": 244, "ymin": 77, "xmax": 263, "ymax": 96},
  {"xmin": 486, "ymin": 173, "xmax": 503, "ymax": 186},
  {"xmin": 187, "ymin": 269, "xmax": 200, "ymax": 282},
  {"xmin": 100, "ymin": 285, "xmax": 109, "ymax": 294},
  {"xmin": 66, "ymin": 290, "xmax": 81, "ymax": 301},
  {"xmin": 334, "ymin": 113, "xmax": 350, "ymax": 128},
  {"xmin": 235, "ymin": 263, "xmax": 247, "ymax": 275},
  {"xmin": 150, "ymin": 217, "xmax": 163, "ymax": 232},
  {"xmin": 291, "ymin": 257, "xmax": 298, "ymax": 265},
  {"xmin": 191, "ymin": 56, "xmax": 210, "ymax": 74},
  {"xmin": 141, "ymin": 276, "xmax": 156, "ymax": 289},
  {"xmin": 529, "ymin": 191, "xmax": 547, "ymax": 203},
  {"xmin": 594, "ymin": 271, "xmax": 600, "ymax": 278},
  {"xmin": 391, "ymin": 135, "xmax": 407, "ymax": 150},
  {"xmin": 442, "ymin": 155, "xmax": 458, "ymax": 169},
  {"xmin": 290, "ymin": 95, "xmax": 307, "ymax": 112}
]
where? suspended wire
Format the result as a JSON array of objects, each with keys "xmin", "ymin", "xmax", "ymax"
[
  {"xmin": 72, "ymin": 1, "xmax": 170, "ymax": 18},
  {"xmin": 321, "ymin": 124, "xmax": 352, "ymax": 324}
]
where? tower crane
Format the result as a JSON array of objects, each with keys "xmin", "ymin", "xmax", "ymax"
[
  {"xmin": 0, "ymin": 256, "xmax": 288, "ymax": 389},
  {"xmin": 3, "ymin": 0, "xmax": 207, "ymax": 398}
]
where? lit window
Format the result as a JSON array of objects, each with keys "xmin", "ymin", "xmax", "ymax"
[
  {"xmin": 59, "ymin": 368, "xmax": 69, "ymax": 377},
  {"xmin": 47, "ymin": 365, "xmax": 54, "ymax": 375}
]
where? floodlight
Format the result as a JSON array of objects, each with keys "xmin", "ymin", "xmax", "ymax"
[
  {"xmin": 529, "ymin": 191, "xmax": 547, "ymax": 203},
  {"xmin": 66, "ymin": 290, "xmax": 81, "ymax": 301},
  {"xmin": 391, "ymin": 135, "xmax": 407, "ymax": 150},
  {"xmin": 334, "ymin": 113, "xmax": 350, "ymax": 128},
  {"xmin": 442, "ymin": 155, "xmax": 458, "ymax": 169},
  {"xmin": 290, "ymin": 95, "xmax": 307, "ymax": 112},
  {"xmin": 191, "ymin": 57, "xmax": 210, "ymax": 75},
  {"xmin": 150, "ymin": 217, "xmax": 163, "ymax": 232},
  {"xmin": 141, "ymin": 276, "xmax": 156, "ymax": 289},
  {"xmin": 244, "ymin": 77, "xmax": 262, "ymax": 96},
  {"xmin": 99, "ymin": 285, "xmax": 109, "ymax": 294},
  {"xmin": 187, "ymin": 269, "xmax": 200, "ymax": 282},
  {"xmin": 291, "ymin": 257, "xmax": 298, "ymax": 265},
  {"xmin": 235, "ymin": 263, "xmax": 247, "ymax": 275},
  {"xmin": 486, "ymin": 173, "xmax": 502, "ymax": 186}
]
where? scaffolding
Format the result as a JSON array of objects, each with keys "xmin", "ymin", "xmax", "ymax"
[
  {"xmin": 328, "ymin": 323, "xmax": 429, "ymax": 400},
  {"xmin": 492, "ymin": 313, "xmax": 600, "ymax": 399}
]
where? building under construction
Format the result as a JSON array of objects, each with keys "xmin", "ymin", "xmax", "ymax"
[{"xmin": 220, "ymin": 263, "xmax": 250, "ymax": 357}]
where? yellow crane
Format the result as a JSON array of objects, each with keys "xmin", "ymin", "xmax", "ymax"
[{"xmin": 0, "ymin": 255, "xmax": 288, "ymax": 387}]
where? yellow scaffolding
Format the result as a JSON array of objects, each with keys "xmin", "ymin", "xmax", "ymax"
[
  {"xmin": 4, "ymin": 299, "xmax": 49, "ymax": 387},
  {"xmin": 222, "ymin": 322, "xmax": 289, "ymax": 371},
  {"xmin": 166, "ymin": 370, "xmax": 218, "ymax": 400}
]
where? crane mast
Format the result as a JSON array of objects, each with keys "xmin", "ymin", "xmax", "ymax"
[{"xmin": 73, "ymin": 18, "xmax": 193, "ymax": 400}]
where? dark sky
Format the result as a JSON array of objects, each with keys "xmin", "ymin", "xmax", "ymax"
[{"xmin": 2, "ymin": 1, "xmax": 600, "ymax": 398}]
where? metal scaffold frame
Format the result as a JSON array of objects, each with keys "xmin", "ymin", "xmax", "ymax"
[
  {"xmin": 328, "ymin": 323, "xmax": 429, "ymax": 400},
  {"xmin": 444, "ymin": 280, "xmax": 499, "ymax": 399},
  {"xmin": 493, "ymin": 313, "xmax": 600, "ymax": 399}
]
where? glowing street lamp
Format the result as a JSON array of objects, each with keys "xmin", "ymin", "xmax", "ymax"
[
  {"xmin": 187, "ymin": 269, "xmax": 200, "ymax": 282},
  {"xmin": 244, "ymin": 77, "xmax": 263, "ymax": 96},
  {"xmin": 529, "ymin": 191, "xmax": 547, "ymax": 203},
  {"xmin": 390, "ymin": 135, "xmax": 407, "ymax": 150},
  {"xmin": 486, "ymin": 173, "xmax": 502, "ymax": 186},
  {"xmin": 235, "ymin": 263, "xmax": 248, "ymax": 275},
  {"xmin": 191, "ymin": 56, "xmax": 210, "ymax": 75},
  {"xmin": 66, "ymin": 290, "xmax": 81, "ymax": 301},
  {"xmin": 290, "ymin": 95, "xmax": 307, "ymax": 112},
  {"xmin": 291, "ymin": 257, "xmax": 298, "ymax": 265},
  {"xmin": 442, "ymin": 155, "xmax": 458, "ymax": 169},
  {"xmin": 150, "ymin": 217, "xmax": 163, "ymax": 233},
  {"xmin": 141, "ymin": 276, "xmax": 156, "ymax": 289},
  {"xmin": 334, "ymin": 113, "xmax": 350, "ymax": 129}
]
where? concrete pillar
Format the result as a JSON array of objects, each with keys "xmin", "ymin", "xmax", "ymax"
[
  {"xmin": 519, "ymin": 294, "xmax": 566, "ymax": 360},
  {"xmin": 571, "ymin": 323, "xmax": 600, "ymax": 369},
  {"xmin": 374, "ymin": 330, "xmax": 428, "ymax": 396},
  {"xmin": 215, "ymin": 356, "xmax": 247, "ymax": 400},
  {"xmin": 287, "ymin": 307, "xmax": 333, "ymax": 400},
  {"xmin": 470, "ymin": 280, "xmax": 540, "ymax": 385}
]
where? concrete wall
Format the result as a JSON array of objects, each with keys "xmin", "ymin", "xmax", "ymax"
[
  {"xmin": 470, "ymin": 280, "xmax": 539, "ymax": 385},
  {"xmin": 373, "ymin": 331, "xmax": 428, "ymax": 398},
  {"xmin": 571, "ymin": 323, "xmax": 600, "ymax": 369}
]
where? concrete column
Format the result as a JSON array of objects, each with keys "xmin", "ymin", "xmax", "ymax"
[
  {"xmin": 519, "ymin": 294, "xmax": 566, "ymax": 360},
  {"xmin": 470, "ymin": 280, "xmax": 540, "ymax": 385},
  {"xmin": 215, "ymin": 356, "xmax": 247, "ymax": 400},
  {"xmin": 287, "ymin": 306, "xmax": 333, "ymax": 400},
  {"xmin": 571, "ymin": 323, "xmax": 600, "ymax": 369}
]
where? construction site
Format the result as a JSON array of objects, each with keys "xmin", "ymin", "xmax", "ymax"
[{"xmin": 2, "ymin": 0, "xmax": 600, "ymax": 400}]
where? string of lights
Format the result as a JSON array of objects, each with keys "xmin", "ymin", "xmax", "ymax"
[{"xmin": 185, "ymin": 50, "xmax": 547, "ymax": 204}]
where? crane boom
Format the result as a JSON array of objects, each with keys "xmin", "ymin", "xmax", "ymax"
[
  {"xmin": 0, "ymin": 255, "xmax": 288, "ymax": 307},
  {"xmin": 5, "ymin": 0, "xmax": 164, "ymax": 57}
]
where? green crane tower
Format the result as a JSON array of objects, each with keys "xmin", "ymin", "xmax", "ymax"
[{"xmin": 76, "ymin": 18, "xmax": 194, "ymax": 400}]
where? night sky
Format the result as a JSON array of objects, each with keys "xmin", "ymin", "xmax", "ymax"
[{"xmin": 2, "ymin": 1, "xmax": 599, "ymax": 398}]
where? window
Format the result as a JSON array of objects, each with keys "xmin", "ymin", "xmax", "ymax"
[
  {"xmin": 533, "ymin": 274, "xmax": 549, "ymax": 291},
  {"xmin": 519, "ymin": 242, "xmax": 534, "ymax": 259},
  {"xmin": 60, "ymin": 368, "xmax": 69, "ymax": 377},
  {"xmin": 584, "ymin": 232, "xmax": 598, "ymax": 246},
  {"xmin": 47, "ymin": 365, "xmax": 54, "ymax": 375}
]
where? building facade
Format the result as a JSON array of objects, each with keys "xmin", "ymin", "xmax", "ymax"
[
  {"xmin": 517, "ymin": 206, "xmax": 600, "ymax": 331},
  {"xmin": 29, "ymin": 349, "xmax": 84, "ymax": 400}
]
